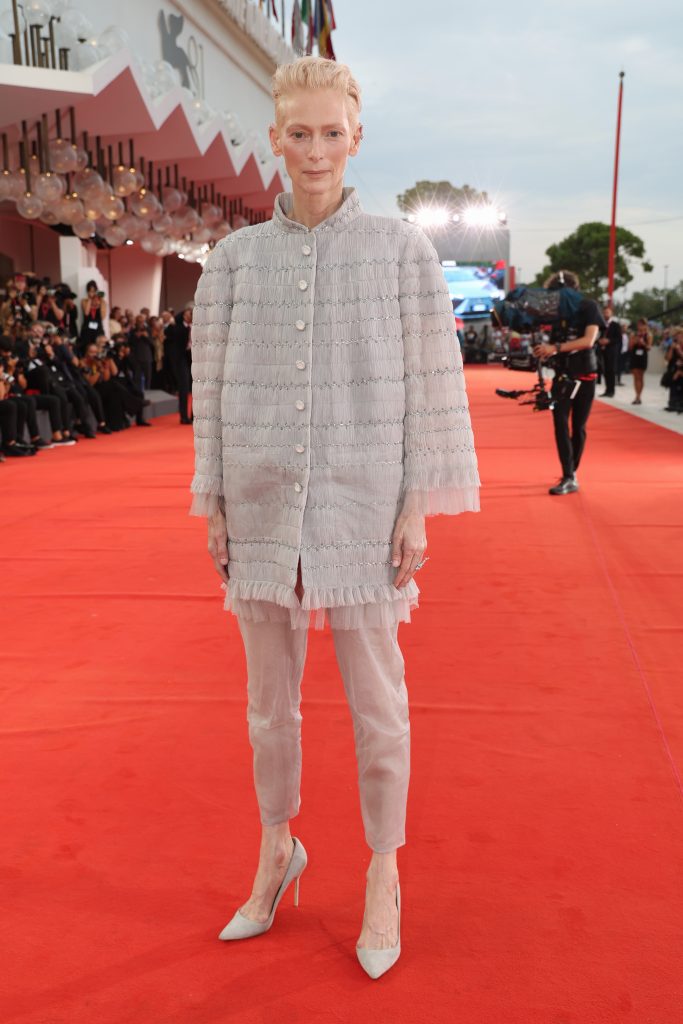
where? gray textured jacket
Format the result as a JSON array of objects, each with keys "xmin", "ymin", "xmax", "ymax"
[{"xmin": 190, "ymin": 187, "xmax": 480, "ymax": 625}]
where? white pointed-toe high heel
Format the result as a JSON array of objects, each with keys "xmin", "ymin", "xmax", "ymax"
[
  {"xmin": 356, "ymin": 882, "xmax": 401, "ymax": 979},
  {"xmin": 218, "ymin": 837, "xmax": 307, "ymax": 941}
]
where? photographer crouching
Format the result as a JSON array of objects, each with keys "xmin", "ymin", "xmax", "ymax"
[{"xmin": 532, "ymin": 271, "xmax": 606, "ymax": 496}]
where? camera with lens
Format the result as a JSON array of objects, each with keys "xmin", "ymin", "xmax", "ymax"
[{"xmin": 492, "ymin": 277, "xmax": 591, "ymax": 411}]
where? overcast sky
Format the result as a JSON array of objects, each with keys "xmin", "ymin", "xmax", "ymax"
[{"xmin": 332, "ymin": 0, "xmax": 682, "ymax": 297}]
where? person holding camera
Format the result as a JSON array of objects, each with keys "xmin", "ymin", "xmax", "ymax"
[
  {"xmin": 79, "ymin": 281, "xmax": 107, "ymax": 352},
  {"xmin": 40, "ymin": 334, "xmax": 94, "ymax": 439},
  {"xmin": 1, "ymin": 280, "xmax": 35, "ymax": 328},
  {"xmin": 24, "ymin": 329, "xmax": 78, "ymax": 446},
  {"xmin": 532, "ymin": 270, "xmax": 605, "ymax": 495},
  {"xmin": 0, "ymin": 370, "xmax": 34, "ymax": 456},
  {"xmin": 35, "ymin": 283, "xmax": 65, "ymax": 328},
  {"xmin": 57, "ymin": 289, "xmax": 79, "ymax": 341},
  {"xmin": 80, "ymin": 340, "xmax": 135, "ymax": 432},
  {"xmin": 0, "ymin": 341, "xmax": 57, "ymax": 450}
]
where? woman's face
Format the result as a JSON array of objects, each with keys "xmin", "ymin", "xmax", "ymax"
[{"xmin": 269, "ymin": 87, "xmax": 361, "ymax": 201}]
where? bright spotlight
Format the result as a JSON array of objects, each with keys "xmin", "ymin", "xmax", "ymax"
[
  {"xmin": 414, "ymin": 207, "xmax": 451, "ymax": 228},
  {"xmin": 459, "ymin": 205, "xmax": 507, "ymax": 227}
]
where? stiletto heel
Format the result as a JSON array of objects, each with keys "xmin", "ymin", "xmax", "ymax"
[
  {"xmin": 218, "ymin": 837, "xmax": 307, "ymax": 941},
  {"xmin": 356, "ymin": 882, "xmax": 401, "ymax": 979}
]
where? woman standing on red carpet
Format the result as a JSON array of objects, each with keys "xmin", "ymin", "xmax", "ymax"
[
  {"xmin": 189, "ymin": 56, "xmax": 480, "ymax": 979},
  {"xmin": 629, "ymin": 318, "xmax": 652, "ymax": 405}
]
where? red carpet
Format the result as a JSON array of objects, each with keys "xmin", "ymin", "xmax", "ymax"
[{"xmin": 2, "ymin": 367, "xmax": 682, "ymax": 1024}]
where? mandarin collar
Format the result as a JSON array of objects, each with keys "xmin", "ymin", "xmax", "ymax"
[{"xmin": 272, "ymin": 186, "xmax": 362, "ymax": 233}]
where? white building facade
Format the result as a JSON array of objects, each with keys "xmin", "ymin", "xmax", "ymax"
[{"xmin": 0, "ymin": 0, "xmax": 294, "ymax": 312}]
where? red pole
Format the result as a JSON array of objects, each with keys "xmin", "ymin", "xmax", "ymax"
[{"xmin": 607, "ymin": 71, "xmax": 625, "ymax": 304}]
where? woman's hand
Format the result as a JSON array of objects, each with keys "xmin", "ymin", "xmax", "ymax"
[
  {"xmin": 208, "ymin": 508, "xmax": 229, "ymax": 584},
  {"xmin": 391, "ymin": 512, "xmax": 427, "ymax": 589}
]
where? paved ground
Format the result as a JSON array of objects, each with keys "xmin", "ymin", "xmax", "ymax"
[{"xmin": 595, "ymin": 353, "xmax": 683, "ymax": 436}]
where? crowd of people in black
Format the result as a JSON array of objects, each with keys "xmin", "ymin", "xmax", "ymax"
[{"xmin": 0, "ymin": 272, "xmax": 193, "ymax": 463}]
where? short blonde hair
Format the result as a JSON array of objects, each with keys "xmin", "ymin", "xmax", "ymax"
[{"xmin": 271, "ymin": 56, "xmax": 362, "ymax": 123}]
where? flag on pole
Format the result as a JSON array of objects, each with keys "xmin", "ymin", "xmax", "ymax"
[
  {"xmin": 301, "ymin": 0, "xmax": 314, "ymax": 54},
  {"xmin": 317, "ymin": 0, "xmax": 336, "ymax": 59},
  {"xmin": 292, "ymin": 0, "xmax": 304, "ymax": 53}
]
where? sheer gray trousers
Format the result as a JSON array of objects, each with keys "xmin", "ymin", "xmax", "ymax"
[{"xmin": 236, "ymin": 617, "xmax": 411, "ymax": 853}]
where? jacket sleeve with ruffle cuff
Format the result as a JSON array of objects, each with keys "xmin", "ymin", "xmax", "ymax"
[
  {"xmin": 189, "ymin": 483, "xmax": 225, "ymax": 518},
  {"xmin": 398, "ymin": 226, "xmax": 481, "ymax": 519},
  {"xmin": 188, "ymin": 239, "xmax": 232, "ymax": 518}
]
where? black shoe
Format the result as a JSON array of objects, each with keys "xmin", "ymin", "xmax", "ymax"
[
  {"xmin": 136, "ymin": 420, "xmax": 152, "ymax": 427},
  {"xmin": 616, "ymin": 381, "xmax": 624, "ymax": 386},
  {"xmin": 180, "ymin": 417, "xmax": 193, "ymax": 425},
  {"xmin": 15, "ymin": 442, "xmax": 38, "ymax": 456},
  {"xmin": 53, "ymin": 436, "xmax": 77, "ymax": 446},
  {"xmin": 599, "ymin": 391, "xmax": 615, "ymax": 397},
  {"xmin": 31, "ymin": 437, "xmax": 54, "ymax": 449},
  {"xmin": 1, "ymin": 444, "xmax": 32, "ymax": 457},
  {"xmin": 549, "ymin": 475, "xmax": 579, "ymax": 495},
  {"xmin": 97, "ymin": 424, "xmax": 113, "ymax": 434}
]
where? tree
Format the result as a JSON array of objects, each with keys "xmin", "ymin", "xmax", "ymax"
[
  {"xmin": 396, "ymin": 180, "xmax": 489, "ymax": 215},
  {"xmin": 626, "ymin": 281, "xmax": 683, "ymax": 323},
  {"xmin": 533, "ymin": 222, "xmax": 653, "ymax": 299}
]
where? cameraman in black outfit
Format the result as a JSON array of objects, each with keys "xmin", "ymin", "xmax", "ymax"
[{"xmin": 532, "ymin": 271, "xmax": 606, "ymax": 496}]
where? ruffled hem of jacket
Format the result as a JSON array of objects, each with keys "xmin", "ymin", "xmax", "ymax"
[
  {"xmin": 223, "ymin": 578, "xmax": 420, "ymax": 631},
  {"xmin": 401, "ymin": 484, "xmax": 481, "ymax": 517}
]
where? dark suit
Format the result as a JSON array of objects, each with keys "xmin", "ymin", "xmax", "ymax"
[
  {"xmin": 165, "ymin": 315, "xmax": 192, "ymax": 422},
  {"xmin": 601, "ymin": 319, "xmax": 622, "ymax": 395}
]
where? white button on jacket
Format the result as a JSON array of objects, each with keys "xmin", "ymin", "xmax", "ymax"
[
  {"xmin": 295, "ymin": 444, "xmax": 305, "ymax": 454},
  {"xmin": 302, "ymin": 244, "xmax": 312, "ymax": 256},
  {"xmin": 296, "ymin": 360, "xmax": 305, "ymax": 370},
  {"xmin": 295, "ymin": 319, "xmax": 305, "ymax": 331},
  {"xmin": 295, "ymin": 400, "xmax": 305, "ymax": 411},
  {"xmin": 294, "ymin": 482, "xmax": 302, "ymax": 493},
  {"xmin": 298, "ymin": 280, "xmax": 308, "ymax": 291}
]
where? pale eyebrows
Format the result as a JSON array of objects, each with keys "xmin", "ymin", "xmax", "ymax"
[{"xmin": 284, "ymin": 121, "xmax": 349, "ymax": 133}]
